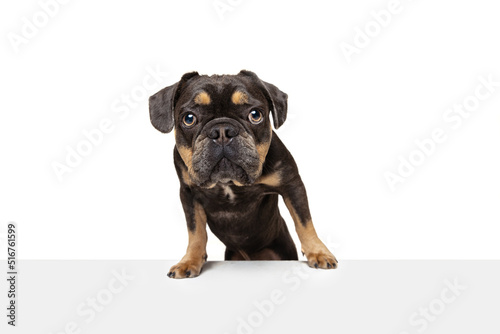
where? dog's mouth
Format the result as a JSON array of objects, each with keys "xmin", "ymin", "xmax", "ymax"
[{"xmin": 208, "ymin": 157, "xmax": 250, "ymax": 185}]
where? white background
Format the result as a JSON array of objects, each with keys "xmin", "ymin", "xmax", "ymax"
[{"xmin": 1, "ymin": 0, "xmax": 499, "ymax": 260}]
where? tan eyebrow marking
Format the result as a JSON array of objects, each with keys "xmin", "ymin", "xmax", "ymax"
[
  {"xmin": 194, "ymin": 91, "xmax": 211, "ymax": 105},
  {"xmin": 231, "ymin": 91, "xmax": 249, "ymax": 105}
]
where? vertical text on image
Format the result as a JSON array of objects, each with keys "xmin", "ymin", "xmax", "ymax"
[{"xmin": 6, "ymin": 222, "xmax": 18, "ymax": 326}]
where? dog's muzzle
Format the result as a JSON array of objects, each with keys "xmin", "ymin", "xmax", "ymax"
[{"xmin": 191, "ymin": 118, "xmax": 261, "ymax": 186}]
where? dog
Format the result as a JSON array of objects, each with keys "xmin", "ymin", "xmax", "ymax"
[{"xmin": 149, "ymin": 70, "xmax": 337, "ymax": 278}]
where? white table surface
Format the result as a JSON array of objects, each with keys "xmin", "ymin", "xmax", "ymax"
[{"xmin": 2, "ymin": 260, "xmax": 499, "ymax": 334}]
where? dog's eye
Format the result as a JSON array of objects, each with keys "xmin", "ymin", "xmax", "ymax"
[
  {"xmin": 248, "ymin": 110, "xmax": 263, "ymax": 124},
  {"xmin": 183, "ymin": 113, "xmax": 197, "ymax": 127}
]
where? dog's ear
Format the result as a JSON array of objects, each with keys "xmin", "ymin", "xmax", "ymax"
[
  {"xmin": 149, "ymin": 72, "xmax": 199, "ymax": 133},
  {"xmin": 238, "ymin": 70, "xmax": 288, "ymax": 129}
]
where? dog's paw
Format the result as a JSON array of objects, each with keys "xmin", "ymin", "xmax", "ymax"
[
  {"xmin": 167, "ymin": 256, "xmax": 206, "ymax": 279},
  {"xmin": 302, "ymin": 248, "xmax": 338, "ymax": 269}
]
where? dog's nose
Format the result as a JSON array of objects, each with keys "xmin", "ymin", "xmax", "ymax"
[{"xmin": 207, "ymin": 124, "xmax": 239, "ymax": 145}]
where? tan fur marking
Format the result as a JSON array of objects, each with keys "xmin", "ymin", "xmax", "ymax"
[
  {"xmin": 283, "ymin": 198, "xmax": 320, "ymax": 252},
  {"xmin": 177, "ymin": 145, "xmax": 193, "ymax": 171},
  {"xmin": 284, "ymin": 198, "xmax": 337, "ymax": 268},
  {"xmin": 231, "ymin": 91, "xmax": 249, "ymax": 105},
  {"xmin": 256, "ymin": 124, "xmax": 273, "ymax": 167},
  {"xmin": 256, "ymin": 172, "xmax": 281, "ymax": 187},
  {"xmin": 256, "ymin": 142, "xmax": 271, "ymax": 166},
  {"xmin": 194, "ymin": 91, "xmax": 211, "ymax": 105},
  {"xmin": 169, "ymin": 202, "xmax": 208, "ymax": 278},
  {"xmin": 203, "ymin": 182, "xmax": 217, "ymax": 189},
  {"xmin": 184, "ymin": 202, "xmax": 207, "ymax": 257},
  {"xmin": 181, "ymin": 169, "xmax": 193, "ymax": 186}
]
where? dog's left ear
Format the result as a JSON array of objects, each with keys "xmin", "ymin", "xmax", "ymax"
[
  {"xmin": 149, "ymin": 71, "xmax": 199, "ymax": 133},
  {"xmin": 238, "ymin": 70, "xmax": 288, "ymax": 129}
]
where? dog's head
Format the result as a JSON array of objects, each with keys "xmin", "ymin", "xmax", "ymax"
[{"xmin": 149, "ymin": 70, "xmax": 287, "ymax": 188}]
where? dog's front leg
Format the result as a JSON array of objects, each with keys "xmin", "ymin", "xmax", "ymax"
[
  {"xmin": 167, "ymin": 191, "xmax": 208, "ymax": 279},
  {"xmin": 281, "ymin": 176, "xmax": 338, "ymax": 269}
]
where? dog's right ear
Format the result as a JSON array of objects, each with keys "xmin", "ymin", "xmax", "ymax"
[{"xmin": 149, "ymin": 72, "xmax": 199, "ymax": 133}]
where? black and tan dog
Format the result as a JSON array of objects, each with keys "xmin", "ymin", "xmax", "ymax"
[{"xmin": 149, "ymin": 70, "xmax": 337, "ymax": 278}]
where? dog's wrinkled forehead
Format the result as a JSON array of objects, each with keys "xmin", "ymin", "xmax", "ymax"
[{"xmin": 176, "ymin": 74, "xmax": 266, "ymax": 113}]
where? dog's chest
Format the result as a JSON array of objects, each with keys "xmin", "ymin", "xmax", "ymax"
[
  {"xmin": 199, "ymin": 183, "xmax": 267, "ymax": 220},
  {"xmin": 202, "ymin": 183, "xmax": 257, "ymax": 223}
]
